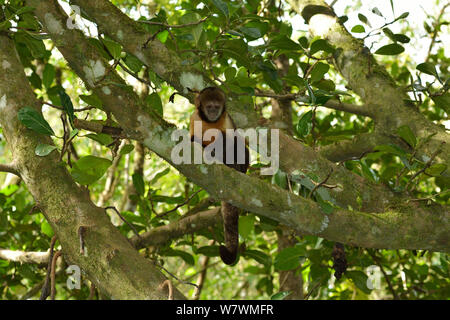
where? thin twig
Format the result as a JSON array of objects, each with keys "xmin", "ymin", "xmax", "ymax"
[
  {"xmin": 43, "ymin": 101, "xmax": 96, "ymax": 112},
  {"xmin": 309, "ymin": 168, "xmax": 337, "ymax": 198},
  {"xmin": 425, "ymin": 3, "xmax": 450, "ymax": 62},
  {"xmin": 405, "ymin": 142, "xmax": 444, "ymax": 190},
  {"xmin": 105, "ymin": 206, "xmax": 141, "ymax": 238},
  {"xmin": 153, "ymin": 260, "xmax": 199, "ymax": 290},
  {"xmin": 154, "ymin": 189, "xmax": 203, "ymax": 219},
  {"xmin": 304, "ymin": 277, "xmax": 326, "ymax": 300},
  {"xmin": 367, "ymin": 250, "xmax": 400, "ymax": 300}
]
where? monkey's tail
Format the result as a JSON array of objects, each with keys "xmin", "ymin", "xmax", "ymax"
[{"xmin": 219, "ymin": 201, "xmax": 239, "ymax": 265}]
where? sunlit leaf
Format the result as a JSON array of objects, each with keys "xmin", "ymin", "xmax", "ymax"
[
  {"xmin": 351, "ymin": 25, "xmax": 365, "ymax": 33},
  {"xmin": 71, "ymin": 156, "xmax": 112, "ymax": 185},
  {"xmin": 35, "ymin": 144, "xmax": 57, "ymax": 157},
  {"xmin": 374, "ymin": 43, "xmax": 404, "ymax": 55}
]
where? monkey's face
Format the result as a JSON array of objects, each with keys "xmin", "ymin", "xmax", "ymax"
[{"xmin": 201, "ymin": 100, "xmax": 224, "ymax": 122}]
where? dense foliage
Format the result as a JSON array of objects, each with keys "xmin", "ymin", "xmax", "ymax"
[{"xmin": 0, "ymin": 0, "xmax": 448, "ymax": 300}]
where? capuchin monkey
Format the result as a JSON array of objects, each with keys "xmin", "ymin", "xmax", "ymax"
[{"xmin": 189, "ymin": 87, "xmax": 249, "ymax": 265}]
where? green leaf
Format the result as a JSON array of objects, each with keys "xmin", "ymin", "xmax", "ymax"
[
  {"xmin": 42, "ymin": 64, "xmax": 55, "ymax": 88},
  {"xmin": 374, "ymin": 43, "xmax": 404, "ymax": 55},
  {"xmin": 197, "ymin": 245, "xmax": 220, "ymax": 257},
  {"xmin": 382, "ymin": 28, "xmax": 396, "ymax": 42},
  {"xmin": 374, "ymin": 144, "xmax": 408, "ymax": 157},
  {"xmin": 397, "ymin": 125, "xmax": 416, "ymax": 147},
  {"xmin": 425, "ymin": 164, "xmax": 447, "ymax": 177},
  {"xmin": 132, "ymin": 173, "xmax": 145, "ymax": 195},
  {"xmin": 372, "ymin": 7, "xmax": 384, "ymax": 17},
  {"xmin": 15, "ymin": 32, "xmax": 47, "ymax": 58},
  {"xmin": 40, "ymin": 220, "xmax": 54, "ymax": 238},
  {"xmin": 227, "ymin": 30, "xmax": 244, "ymax": 37},
  {"xmin": 351, "ymin": 25, "xmax": 365, "ymax": 33},
  {"xmin": 224, "ymin": 67, "xmax": 236, "ymax": 81},
  {"xmin": 239, "ymin": 215, "xmax": 255, "ymax": 239},
  {"xmin": 274, "ymin": 246, "xmax": 305, "ymax": 271},
  {"xmin": 268, "ymin": 35, "xmax": 301, "ymax": 51},
  {"xmin": 15, "ymin": 6, "xmax": 36, "ymax": 16},
  {"xmin": 150, "ymin": 195, "xmax": 185, "ymax": 204},
  {"xmin": 0, "ymin": 20, "xmax": 12, "ymax": 31},
  {"xmin": 271, "ymin": 291, "xmax": 291, "ymax": 300},
  {"xmin": 272, "ymin": 170, "xmax": 287, "ymax": 188},
  {"xmin": 160, "ymin": 248, "xmax": 195, "ymax": 265},
  {"xmin": 120, "ymin": 144, "xmax": 135, "ymax": 155},
  {"xmin": 310, "ymin": 62, "xmax": 330, "ymax": 83},
  {"xmin": 314, "ymin": 79, "xmax": 336, "ymax": 92},
  {"xmin": 296, "ymin": 110, "xmax": 313, "ymax": 137},
  {"xmin": 241, "ymin": 21, "xmax": 268, "ymax": 40},
  {"xmin": 298, "ymin": 36, "xmax": 308, "ymax": 48},
  {"xmin": 346, "ymin": 271, "xmax": 371, "ymax": 294},
  {"xmin": 123, "ymin": 54, "xmax": 144, "ymax": 73},
  {"xmin": 156, "ymin": 30, "xmax": 169, "ymax": 43},
  {"xmin": 239, "ymin": 27, "xmax": 261, "ymax": 40},
  {"xmin": 416, "ymin": 62, "xmax": 438, "ymax": 77},
  {"xmin": 145, "ymin": 92, "xmax": 163, "ymax": 117},
  {"xmin": 85, "ymin": 133, "xmax": 114, "ymax": 146},
  {"xmin": 211, "ymin": 0, "xmax": 229, "ymax": 18},
  {"xmin": 218, "ymin": 39, "xmax": 250, "ymax": 68},
  {"xmin": 18, "ymin": 107, "xmax": 55, "ymax": 136},
  {"xmin": 397, "ymin": 12, "xmax": 409, "ymax": 20},
  {"xmin": 358, "ymin": 13, "xmax": 371, "ymax": 27},
  {"xmin": 35, "ymin": 144, "xmax": 57, "ymax": 157},
  {"xmin": 102, "ymin": 38, "xmax": 122, "ymax": 60},
  {"xmin": 69, "ymin": 129, "xmax": 79, "ymax": 140},
  {"xmin": 393, "ymin": 34, "xmax": 410, "ymax": 43},
  {"xmin": 431, "ymin": 93, "xmax": 450, "ymax": 113},
  {"xmin": 310, "ymin": 39, "xmax": 335, "ymax": 55},
  {"xmin": 71, "ymin": 156, "xmax": 112, "ymax": 185},
  {"xmin": 80, "ymin": 94, "xmax": 102, "ymax": 109},
  {"xmin": 58, "ymin": 90, "xmax": 75, "ymax": 127},
  {"xmin": 150, "ymin": 168, "xmax": 170, "ymax": 184},
  {"xmin": 243, "ymin": 250, "xmax": 271, "ymax": 268}
]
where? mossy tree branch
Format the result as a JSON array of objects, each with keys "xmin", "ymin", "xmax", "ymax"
[
  {"xmin": 288, "ymin": 0, "xmax": 450, "ymax": 174},
  {"xmin": 61, "ymin": 0, "xmax": 426, "ymax": 214},
  {"xmin": 0, "ymin": 33, "xmax": 185, "ymax": 300},
  {"xmin": 23, "ymin": 0, "xmax": 449, "ymax": 254}
]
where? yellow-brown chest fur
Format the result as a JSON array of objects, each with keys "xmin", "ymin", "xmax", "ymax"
[{"xmin": 189, "ymin": 110, "xmax": 235, "ymax": 146}]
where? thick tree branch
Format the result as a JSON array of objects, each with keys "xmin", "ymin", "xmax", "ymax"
[
  {"xmin": 323, "ymin": 99, "xmax": 373, "ymax": 117},
  {"xmin": 64, "ymin": 0, "xmax": 412, "ymax": 215},
  {"xmin": 25, "ymin": 0, "xmax": 450, "ymax": 253},
  {"xmin": 0, "ymin": 249, "xmax": 49, "ymax": 265},
  {"xmin": 131, "ymin": 208, "xmax": 221, "ymax": 249},
  {"xmin": 288, "ymin": 0, "xmax": 450, "ymax": 174},
  {"xmin": 0, "ymin": 32, "xmax": 185, "ymax": 300},
  {"xmin": 0, "ymin": 163, "xmax": 20, "ymax": 176}
]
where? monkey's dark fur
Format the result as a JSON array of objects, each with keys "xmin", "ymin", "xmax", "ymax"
[{"xmin": 190, "ymin": 87, "xmax": 249, "ymax": 265}]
